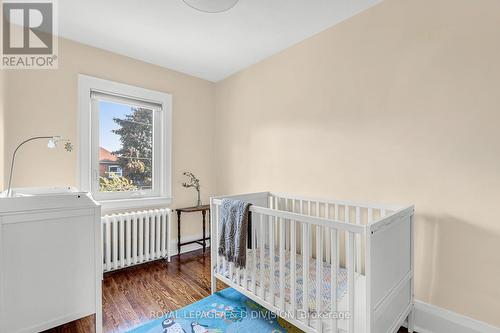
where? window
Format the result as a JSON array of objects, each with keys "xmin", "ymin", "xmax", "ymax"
[
  {"xmin": 107, "ymin": 166, "xmax": 123, "ymax": 178},
  {"xmin": 93, "ymin": 95, "xmax": 158, "ymax": 197},
  {"xmin": 79, "ymin": 75, "xmax": 172, "ymax": 210}
]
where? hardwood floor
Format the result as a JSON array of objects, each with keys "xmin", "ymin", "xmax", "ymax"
[{"xmin": 44, "ymin": 249, "xmax": 411, "ymax": 333}]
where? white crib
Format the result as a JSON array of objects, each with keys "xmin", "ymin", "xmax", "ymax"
[{"xmin": 210, "ymin": 192, "xmax": 414, "ymax": 333}]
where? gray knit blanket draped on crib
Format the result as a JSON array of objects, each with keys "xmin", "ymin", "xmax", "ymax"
[{"xmin": 218, "ymin": 199, "xmax": 252, "ymax": 269}]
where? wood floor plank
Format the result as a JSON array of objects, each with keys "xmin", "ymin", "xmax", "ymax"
[{"xmin": 42, "ymin": 249, "xmax": 412, "ymax": 333}]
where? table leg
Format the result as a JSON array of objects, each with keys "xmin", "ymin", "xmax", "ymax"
[
  {"xmin": 202, "ymin": 210, "xmax": 206, "ymax": 254},
  {"xmin": 208, "ymin": 208, "xmax": 211, "ymax": 239},
  {"xmin": 177, "ymin": 210, "xmax": 182, "ymax": 257}
]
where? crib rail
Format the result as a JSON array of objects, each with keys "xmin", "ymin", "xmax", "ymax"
[
  {"xmin": 211, "ymin": 194, "xmax": 372, "ymax": 333},
  {"xmin": 270, "ymin": 192, "xmax": 401, "ymax": 214}
]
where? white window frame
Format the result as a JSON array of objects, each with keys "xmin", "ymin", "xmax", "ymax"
[{"xmin": 78, "ymin": 74, "xmax": 172, "ymax": 211}]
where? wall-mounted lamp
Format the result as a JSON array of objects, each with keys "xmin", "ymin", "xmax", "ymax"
[{"xmin": 6, "ymin": 136, "xmax": 73, "ymax": 197}]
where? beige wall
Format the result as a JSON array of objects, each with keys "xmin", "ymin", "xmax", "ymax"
[
  {"xmin": 3, "ymin": 37, "xmax": 216, "ymax": 242},
  {"xmin": 215, "ymin": 0, "xmax": 500, "ymax": 327}
]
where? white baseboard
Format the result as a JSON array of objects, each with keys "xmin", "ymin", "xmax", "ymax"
[
  {"xmin": 171, "ymin": 234, "xmax": 211, "ymax": 256},
  {"xmin": 405, "ymin": 300, "xmax": 500, "ymax": 333}
]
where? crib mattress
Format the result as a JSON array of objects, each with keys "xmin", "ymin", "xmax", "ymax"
[
  {"xmin": 217, "ymin": 248, "xmax": 367, "ymax": 332},
  {"xmin": 219, "ymin": 247, "xmax": 355, "ymax": 309}
]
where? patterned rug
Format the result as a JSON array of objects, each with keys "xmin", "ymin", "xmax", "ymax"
[{"xmin": 127, "ymin": 288, "xmax": 302, "ymax": 333}]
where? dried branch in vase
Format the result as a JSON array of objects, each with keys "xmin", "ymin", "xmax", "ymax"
[{"xmin": 182, "ymin": 171, "xmax": 201, "ymax": 206}]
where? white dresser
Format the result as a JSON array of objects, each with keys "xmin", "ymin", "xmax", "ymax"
[{"xmin": 0, "ymin": 189, "xmax": 102, "ymax": 333}]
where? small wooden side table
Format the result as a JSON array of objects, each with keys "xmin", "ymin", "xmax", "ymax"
[{"xmin": 176, "ymin": 204, "xmax": 210, "ymax": 257}]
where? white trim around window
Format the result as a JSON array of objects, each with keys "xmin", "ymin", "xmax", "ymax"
[{"xmin": 78, "ymin": 74, "xmax": 172, "ymax": 211}]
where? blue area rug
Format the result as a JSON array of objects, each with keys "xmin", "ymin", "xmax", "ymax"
[{"xmin": 127, "ymin": 288, "xmax": 294, "ymax": 333}]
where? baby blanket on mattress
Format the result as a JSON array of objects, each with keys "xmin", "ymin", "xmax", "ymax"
[{"xmin": 219, "ymin": 247, "xmax": 354, "ymax": 311}]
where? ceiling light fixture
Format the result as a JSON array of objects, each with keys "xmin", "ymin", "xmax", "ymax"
[{"xmin": 182, "ymin": 0, "xmax": 239, "ymax": 13}]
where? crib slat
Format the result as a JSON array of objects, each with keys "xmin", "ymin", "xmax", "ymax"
[
  {"xmin": 210, "ymin": 205, "xmax": 216, "ymax": 293},
  {"xmin": 279, "ymin": 217, "xmax": 285, "ymax": 309},
  {"xmin": 216, "ymin": 207, "xmax": 220, "ymax": 271},
  {"xmin": 252, "ymin": 213, "xmax": 257, "ymax": 293},
  {"xmin": 343, "ymin": 205, "xmax": 350, "ymax": 305},
  {"xmin": 259, "ymin": 213, "xmax": 265, "ymax": 298},
  {"xmin": 300, "ymin": 200, "xmax": 305, "ymax": 255},
  {"xmin": 355, "ymin": 207, "xmax": 361, "ymax": 273},
  {"xmin": 303, "ymin": 223, "xmax": 310, "ymax": 326},
  {"xmin": 331, "ymin": 228, "xmax": 338, "ymax": 333},
  {"xmin": 316, "ymin": 225, "xmax": 323, "ymax": 332},
  {"xmin": 348, "ymin": 231, "xmax": 355, "ymax": 333},
  {"xmin": 285, "ymin": 199, "xmax": 289, "ymax": 250},
  {"xmin": 214, "ymin": 204, "xmax": 221, "ymax": 274},
  {"xmin": 292, "ymin": 199, "xmax": 298, "ymax": 251},
  {"xmin": 290, "ymin": 219, "xmax": 296, "ymax": 318},
  {"xmin": 325, "ymin": 203, "xmax": 330, "ymax": 263},
  {"xmin": 269, "ymin": 214, "xmax": 275, "ymax": 305}
]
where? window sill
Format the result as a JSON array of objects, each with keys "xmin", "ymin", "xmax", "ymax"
[{"xmin": 98, "ymin": 196, "xmax": 172, "ymax": 213}]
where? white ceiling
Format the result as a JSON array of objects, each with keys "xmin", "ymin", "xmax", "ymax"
[{"xmin": 59, "ymin": 0, "xmax": 381, "ymax": 82}]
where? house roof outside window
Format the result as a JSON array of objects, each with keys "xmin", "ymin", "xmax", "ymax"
[{"xmin": 99, "ymin": 147, "xmax": 118, "ymax": 164}]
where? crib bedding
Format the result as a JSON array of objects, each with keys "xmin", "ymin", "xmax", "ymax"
[{"xmin": 218, "ymin": 247, "xmax": 361, "ymax": 312}]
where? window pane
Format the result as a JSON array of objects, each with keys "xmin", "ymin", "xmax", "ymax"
[{"xmin": 98, "ymin": 100, "xmax": 153, "ymax": 192}]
